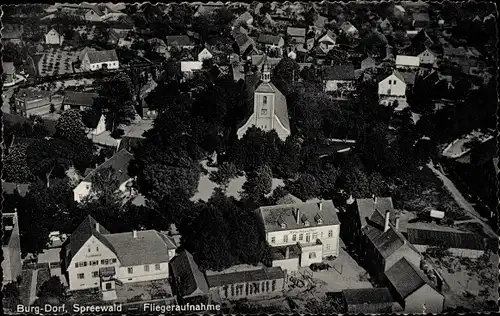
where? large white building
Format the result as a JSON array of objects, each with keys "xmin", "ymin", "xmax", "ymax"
[
  {"xmin": 256, "ymin": 195, "xmax": 341, "ymax": 273},
  {"xmin": 44, "ymin": 28, "xmax": 64, "ymax": 45},
  {"xmin": 237, "ymin": 64, "xmax": 291, "ymax": 141},
  {"xmin": 80, "ymin": 49, "xmax": 119, "ymax": 72},
  {"xmin": 378, "ymin": 71, "xmax": 408, "ymax": 111},
  {"xmin": 62, "ymin": 216, "xmax": 177, "ymax": 300}
]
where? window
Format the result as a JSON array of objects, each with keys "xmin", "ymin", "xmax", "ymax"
[
  {"xmin": 75, "ymin": 263, "xmax": 78, "ymax": 268},
  {"xmin": 283, "ymin": 235, "xmax": 288, "ymax": 243},
  {"xmin": 96, "ymin": 247, "xmax": 99, "ymax": 252},
  {"xmin": 299, "ymin": 234, "xmax": 303, "ymax": 241},
  {"xmin": 271, "ymin": 237, "xmax": 276, "ymax": 244},
  {"xmin": 88, "ymin": 248, "xmax": 91, "ymax": 252},
  {"xmin": 312, "ymin": 232, "xmax": 318, "ymax": 241},
  {"xmin": 144, "ymin": 265, "xmax": 150, "ymax": 272},
  {"xmin": 92, "ymin": 271, "xmax": 99, "ymax": 278},
  {"xmin": 111, "ymin": 259, "xmax": 117, "ymax": 263},
  {"xmin": 77, "ymin": 273, "xmax": 84, "ymax": 280},
  {"xmin": 309, "ymin": 252, "xmax": 317, "ymax": 259},
  {"xmin": 155, "ymin": 264, "xmax": 161, "ymax": 270},
  {"xmin": 101, "ymin": 259, "xmax": 109, "ymax": 265},
  {"xmin": 128, "ymin": 267, "xmax": 133, "ymax": 274},
  {"xmin": 321, "ymin": 232, "xmax": 324, "ymax": 239},
  {"xmin": 261, "ymin": 108, "xmax": 268, "ymax": 115},
  {"xmin": 90, "ymin": 260, "xmax": 98, "ymax": 266},
  {"xmin": 305, "ymin": 233, "xmax": 310, "ymax": 243},
  {"xmin": 387, "ymin": 89, "xmax": 391, "ymax": 95},
  {"xmin": 263, "ymin": 96, "xmax": 267, "ymax": 105},
  {"xmin": 292, "ymin": 234, "xmax": 297, "ymax": 242},
  {"xmin": 328, "ymin": 230, "xmax": 333, "ymax": 238}
]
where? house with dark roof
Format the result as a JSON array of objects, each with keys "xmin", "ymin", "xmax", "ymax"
[
  {"xmin": 169, "ymin": 250, "xmax": 210, "ymax": 304},
  {"xmin": 73, "ymin": 149, "xmax": 134, "ymax": 203},
  {"xmin": 286, "ymin": 27, "xmax": 306, "ymax": 44},
  {"xmin": 62, "ymin": 91, "xmax": 98, "ymax": 111},
  {"xmin": 80, "ymin": 49, "xmax": 119, "ymax": 72},
  {"xmin": 321, "ymin": 64, "xmax": 356, "ymax": 94},
  {"xmin": 385, "ymin": 257, "xmax": 444, "ymax": 313},
  {"xmin": 406, "ymin": 228, "xmax": 485, "ymax": 258},
  {"xmin": 1, "ymin": 24, "xmax": 24, "ymax": 44},
  {"xmin": 14, "ymin": 88, "xmax": 64, "ymax": 118},
  {"xmin": 207, "ymin": 265, "xmax": 286, "ymax": 303},
  {"xmin": 165, "ymin": 35, "xmax": 195, "ymax": 51},
  {"xmin": 2, "ymin": 212, "xmax": 22, "ymax": 285},
  {"xmin": 232, "ymin": 27, "xmax": 257, "ymax": 57},
  {"xmin": 61, "ymin": 215, "xmax": 177, "ymax": 297},
  {"xmin": 412, "ymin": 12, "xmax": 430, "ymax": 31},
  {"xmin": 342, "ymin": 288, "xmax": 399, "ymax": 313},
  {"xmin": 237, "ymin": 64, "xmax": 290, "ymax": 141},
  {"xmin": 256, "ymin": 196, "xmax": 341, "ymax": 269}
]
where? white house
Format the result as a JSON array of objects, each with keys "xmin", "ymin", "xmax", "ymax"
[
  {"xmin": 322, "ymin": 64, "xmax": 356, "ymax": 94},
  {"xmin": 45, "ymin": 28, "xmax": 64, "ymax": 45},
  {"xmin": 197, "ymin": 48, "xmax": 213, "ymax": 62},
  {"xmin": 83, "ymin": 111, "xmax": 106, "ymax": 136},
  {"xmin": 378, "ymin": 71, "xmax": 408, "ymax": 110},
  {"xmin": 73, "ymin": 149, "xmax": 133, "ymax": 203},
  {"xmin": 237, "ymin": 64, "xmax": 290, "ymax": 141},
  {"xmin": 318, "ymin": 30, "xmax": 336, "ymax": 53},
  {"xmin": 340, "ymin": 21, "xmax": 359, "ymax": 37},
  {"xmin": 395, "ymin": 55, "xmax": 420, "ymax": 70},
  {"xmin": 417, "ymin": 48, "xmax": 438, "ymax": 66},
  {"xmin": 62, "ymin": 216, "xmax": 177, "ymax": 299},
  {"xmin": 257, "ymin": 196, "xmax": 341, "ymax": 272},
  {"xmin": 80, "ymin": 50, "xmax": 119, "ymax": 72}
]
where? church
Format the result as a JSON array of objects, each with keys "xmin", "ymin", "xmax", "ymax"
[{"xmin": 237, "ymin": 64, "xmax": 291, "ymax": 141}]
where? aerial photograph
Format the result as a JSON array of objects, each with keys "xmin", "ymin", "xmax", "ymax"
[{"xmin": 1, "ymin": 1, "xmax": 498, "ymax": 314}]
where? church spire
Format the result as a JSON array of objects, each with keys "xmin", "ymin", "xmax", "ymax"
[{"xmin": 262, "ymin": 63, "xmax": 271, "ymax": 83}]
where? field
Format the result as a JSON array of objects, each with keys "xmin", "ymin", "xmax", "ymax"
[{"xmin": 38, "ymin": 48, "xmax": 76, "ymax": 77}]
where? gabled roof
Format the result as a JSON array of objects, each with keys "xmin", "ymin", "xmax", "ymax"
[
  {"xmin": 170, "ymin": 251, "xmax": 209, "ymax": 298},
  {"xmin": 46, "ymin": 28, "xmax": 60, "ymax": 36},
  {"xmin": 364, "ymin": 225, "xmax": 406, "ymax": 258},
  {"xmin": 254, "ymin": 80, "xmax": 290, "ymax": 131},
  {"xmin": 401, "ymin": 72, "xmax": 416, "ymax": 85},
  {"xmin": 318, "ymin": 30, "xmax": 337, "ymax": 44},
  {"xmin": 354, "ymin": 197, "xmax": 395, "ymax": 228},
  {"xmin": 391, "ymin": 70, "xmax": 406, "ymax": 84},
  {"xmin": 343, "ymin": 288, "xmax": 395, "ymax": 305},
  {"xmin": 63, "ymin": 91, "xmax": 98, "ymax": 107},
  {"xmin": 86, "ymin": 50, "xmax": 118, "ymax": 64},
  {"xmin": 396, "ymin": 55, "xmax": 420, "ymax": 67},
  {"xmin": 81, "ymin": 109, "xmax": 103, "ymax": 129},
  {"xmin": 407, "ymin": 228, "xmax": 485, "ymax": 250},
  {"xmin": 236, "ymin": 11, "xmax": 253, "ymax": 23},
  {"xmin": 340, "ymin": 21, "xmax": 357, "ymax": 33},
  {"xmin": 259, "ymin": 200, "xmax": 340, "ymax": 232},
  {"xmin": 148, "ymin": 37, "xmax": 167, "ymax": 47},
  {"xmin": 385, "ymin": 257, "xmax": 439, "ymax": 299},
  {"xmin": 166, "ymin": 35, "xmax": 194, "ymax": 47},
  {"xmin": 257, "ymin": 34, "xmax": 282, "ymax": 45},
  {"xmin": 322, "ymin": 64, "xmax": 355, "ymax": 80},
  {"xmin": 82, "ymin": 149, "xmax": 133, "ymax": 185},
  {"xmin": 287, "ymin": 27, "xmax": 306, "ymax": 38},
  {"xmin": 276, "ymin": 193, "xmax": 303, "ymax": 205}
]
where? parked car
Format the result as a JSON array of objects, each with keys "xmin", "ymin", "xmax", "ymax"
[{"xmin": 309, "ymin": 262, "xmax": 331, "ymax": 271}]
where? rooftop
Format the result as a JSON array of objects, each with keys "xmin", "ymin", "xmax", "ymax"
[
  {"xmin": 63, "ymin": 91, "xmax": 98, "ymax": 107},
  {"xmin": 385, "ymin": 257, "xmax": 438, "ymax": 299},
  {"xmin": 257, "ymin": 34, "xmax": 282, "ymax": 46},
  {"xmin": 86, "ymin": 50, "xmax": 118, "ymax": 64},
  {"xmin": 407, "ymin": 228, "xmax": 485, "ymax": 250},
  {"xmin": 206, "ymin": 266, "xmax": 285, "ymax": 287},
  {"xmin": 258, "ymin": 200, "xmax": 340, "ymax": 232},
  {"xmin": 287, "ymin": 27, "xmax": 306, "ymax": 38},
  {"xmin": 354, "ymin": 197, "xmax": 395, "ymax": 228},
  {"xmin": 170, "ymin": 250, "xmax": 209, "ymax": 298},
  {"xmin": 166, "ymin": 35, "xmax": 194, "ymax": 47},
  {"xmin": 396, "ymin": 55, "xmax": 420, "ymax": 67},
  {"xmin": 82, "ymin": 149, "xmax": 133, "ymax": 185},
  {"xmin": 343, "ymin": 288, "xmax": 395, "ymax": 305}
]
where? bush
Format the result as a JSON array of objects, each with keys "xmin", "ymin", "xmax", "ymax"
[{"xmin": 38, "ymin": 276, "xmax": 65, "ymax": 299}]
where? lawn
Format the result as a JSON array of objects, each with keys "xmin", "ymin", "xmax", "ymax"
[{"xmin": 38, "ymin": 49, "xmax": 76, "ymax": 77}]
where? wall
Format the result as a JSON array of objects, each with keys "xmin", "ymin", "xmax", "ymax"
[
  {"xmin": 404, "ymin": 284, "xmax": 444, "ymax": 313},
  {"xmin": 67, "ymin": 235, "xmax": 120, "ymax": 291},
  {"xmin": 378, "ymin": 76, "xmax": 406, "ymax": 97},
  {"xmin": 266, "ymin": 224, "xmax": 341, "ymax": 258},
  {"xmin": 272, "ymin": 257, "xmax": 299, "ymax": 273},
  {"xmin": 117, "ymin": 262, "xmax": 169, "ymax": 283},
  {"xmin": 2, "ymin": 222, "xmax": 22, "ymax": 284},
  {"xmin": 211, "ymin": 277, "xmax": 285, "ymax": 301},
  {"xmin": 45, "ymin": 31, "xmax": 62, "ymax": 45},
  {"xmin": 300, "ymin": 244, "xmax": 323, "ymax": 267}
]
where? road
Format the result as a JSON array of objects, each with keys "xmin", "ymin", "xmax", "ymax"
[
  {"xmin": 2, "ymin": 87, "xmax": 15, "ymax": 114},
  {"xmin": 427, "ymin": 161, "xmax": 498, "ymax": 238}
]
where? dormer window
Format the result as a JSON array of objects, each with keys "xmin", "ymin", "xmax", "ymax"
[
  {"xmin": 280, "ymin": 223, "xmax": 286, "ymax": 229},
  {"xmin": 304, "ymin": 220, "xmax": 310, "ymax": 227}
]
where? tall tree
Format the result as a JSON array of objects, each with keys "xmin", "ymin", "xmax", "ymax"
[
  {"xmin": 241, "ymin": 164, "xmax": 273, "ymax": 203},
  {"xmin": 272, "ymin": 57, "xmax": 300, "ymax": 95},
  {"xmin": 286, "ymin": 173, "xmax": 321, "ymax": 201},
  {"xmin": 3, "ymin": 142, "xmax": 34, "ymax": 183},
  {"xmin": 210, "ymin": 162, "xmax": 239, "ymax": 192}
]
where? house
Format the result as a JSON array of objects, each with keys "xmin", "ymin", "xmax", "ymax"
[
  {"xmin": 237, "ymin": 64, "xmax": 290, "ymax": 141},
  {"xmin": 361, "ymin": 56, "xmax": 376, "ymax": 71},
  {"xmin": 395, "ymin": 55, "xmax": 420, "ymax": 70},
  {"xmin": 197, "ymin": 48, "xmax": 213, "ymax": 62},
  {"xmin": 342, "ymin": 288, "xmax": 399, "ymax": 313},
  {"xmin": 310, "ymin": 15, "xmax": 329, "ymax": 36},
  {"xmin": 180, "ymin": 61, "xmax": 203, "ymax": 78},
  {"xmin": 393, "ymin": 5, "xmax": 405, "ymax": 18},
  {"xmin": 1, "ymin": 24, "xmax": 24, "ymax": 44},
  {"xmin": 235, "ymin": 12, "xmax": 254, "ymax": 26},
  {"xmin": 207, "ymin": 265, "xmax": 286, "ymax": 302},
  {"xmin": 321, "ymin": 64, "xmax": 356, "ymax": 93},
  {"xmin": 251, "ymin": 55, "xmax": 282, "ymax": 72},
  {"xmin": 82, "ymin": 110, "xmax": 106, "ymax": 136},
  {"xmin": 148, "ymin": 38, "xmax": 168, "ymax": 56},
  {"xmin": 108, "ymin": 29, "xmax": 129, "ymax": 47},
  {"xmin": 14, "ymin": 88, "xmax": 63, "ymax": 118},
  {"xmin": 340, "ymin": 21, "xmax": 359, "ymax": 37},
  {"xmin": 62, "ymin": 91, "xmax": 98, "ymax": 111},
  {"xmin": 412, "ymin": 12, "xmax": 430, "ymax": 30},
  {"xmin": 385, "ymin": 258, "xmax": 444, "ymax": 313},
  {"xmin": 45, "ymin": 28, "xmax": 64, "ymax": 45},
  {"xmin": 2, "ymin": 212, "xmax": 22, "ymax": 285},
  {"xmin": 80, "ymin": 50, "xmax": 119, "ymax": 72},
  {"xmin": 169, "ymin": 250, "xmax": 210, "ymax": 304},
  {"xmin": 57, "ymin": 3, "xmax": 105, "ymax": 22},
  {"xmin": 417, "ymin": 48, "xmax": 438, "ymax": 66},
  {"xmin": 379, "ymin": 18, "xmax": 394, "ymax": 35},
  {"xmin": 406, "ymin": 228, "xmax": 485, "ymax": 258},
  {"xmin": 318, "ymin": 31, "xmax": 337, "ymax": 53},
  {"xmin": 138, "ymin": 77, "xmax": 159, "ymax": 119},
  {"xmin": 165, "ymin": 35, "xmax": 195, "ymax": 51},
  {"xmin": 306, "ymin": 38, "xmax": 315, "ymax": 51},
  {"xmin": 256, "ymin": 196, "xmax": 341, "ymax": 270},
  {"xmin": 2, "ymin": 62, "xmax": 16, "ymax": 84},
  {"xmin": 256, "ymin": 34, "xmax": 285, "ymax": 55},
  {"xmin": 378, "ymin": 71, "xmax": 408, "ymax": 110},
  {"xmin": 61, "ymin": 215, "xmax": 177, "ymax": 298},
  {"xmin": 232, "ymin": 27, "xmax": 256, "ymax": 57},
  {"xmin": 73, "ymin": 149, "xmax": 134, "ymax": 203},
  {"xmin": 286, "ymin": 27, "xmax": 306, "ymax": 44}
]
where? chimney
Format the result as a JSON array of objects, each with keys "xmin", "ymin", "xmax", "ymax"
[
  {"xmin": 374, "ymin": 196, "xmax": 378, "ymax": 204},
  {"xmin": 384, "ymin": 211, "xmax": 390, "ymax": 232},
  {"xmin": 296, "ymin": 208, "xmax": 300, "ymax": 225},
  {"xmin": 95, "ymin": 223, "xmax": 100, "ymax": 233},
  {"xmin": 285, "ymin": 247, "xmax": 290, "ymax": 259},
  {"xmin": 133, "ymin": 230, "xmax": 137, "ymax": 238},
  {"xmin": 346, "ymin": 195, "xmax": 355, "ymax": 205},
  {"xmin": 395, "ymin": 217, "xmax": 400, "ymax": 231},
  {"xmin": 318, "ymin": 201, "xmax": 323, "ymax": 211}
]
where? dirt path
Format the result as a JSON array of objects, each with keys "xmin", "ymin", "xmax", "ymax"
[{"xmin": 427, "ymin": 162, "xmax": 497, "ymax": 238}]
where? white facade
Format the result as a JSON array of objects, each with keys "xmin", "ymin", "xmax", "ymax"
[
  {"xmin": 87, "ymin": 115, "xmax": 106, "ymax": 136},
  {"xmin": 80, "ymin": 53, "xmax": 120, "ymax": 72},
  {"xmin": 324, "ymin": 80, "xmax": 355, "ymax": 92},
  {"xmin": 396, "ymin": 55, "xmax": 420, "ymax": 70},
  {"xmin": 116, "ymin": 262, "xmax": 169, "ymax": 284},
  {"xmin": 84, "ymin": 9, "xmax": 103, "ymax": 22},
  {"xmin": 378, "ymin": 73, "xmax": 408, "ymax": 110},
  {"xmin": 198, "ymin": 48, "xmax": 213, "ymax": 62},
  {"xmin": 45, "ymin": 29, "xmax": 63, "ymax": 45},
  {"xmin": 67, "ymin": 235, "xmax": 120, "ymax": 291},
  {"xmin": 74, "ymin": 181, "xmax": 92, "ymax": 203},
  {"xmin": 318, "ymin": 34, "xmax": 336, "ymax": 53},
  {"xmin": 418, "ymin": 49, "xmax": 437, "ymax": 65}
]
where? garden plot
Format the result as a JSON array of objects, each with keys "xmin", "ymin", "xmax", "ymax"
[{"xmin": 38, "ymin": 49, "xmax": 76, "ymax": 76}]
